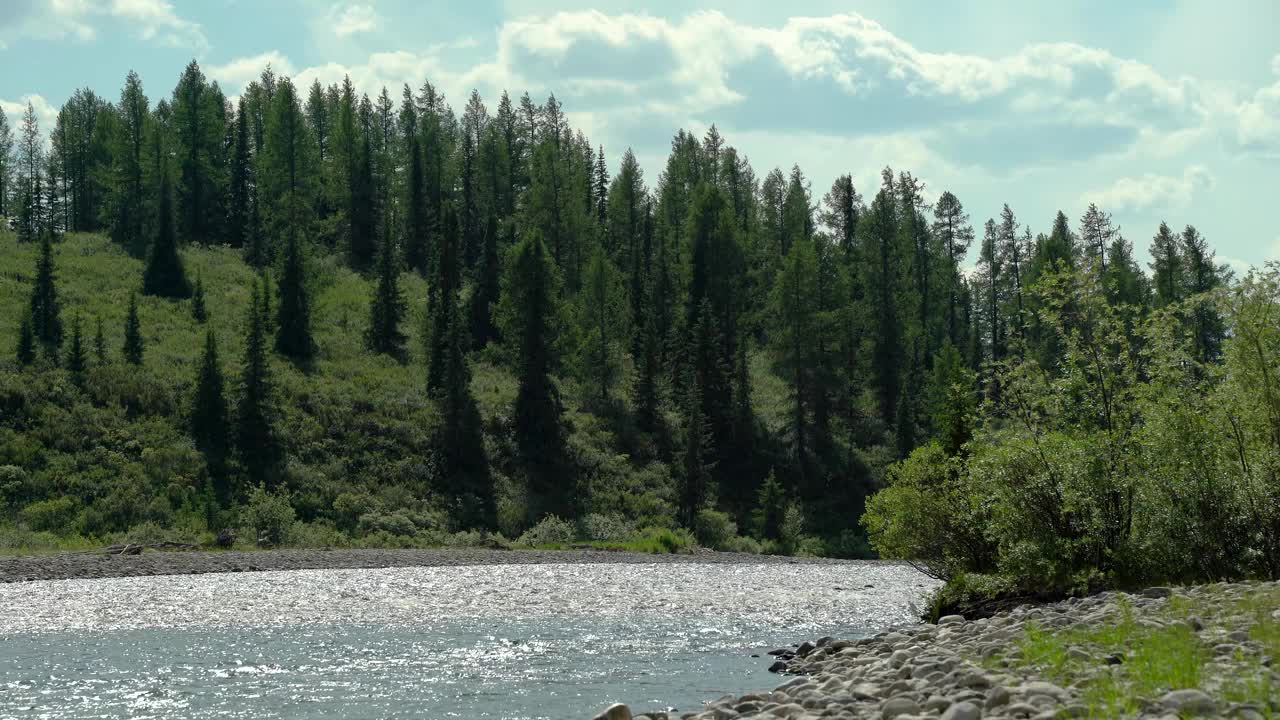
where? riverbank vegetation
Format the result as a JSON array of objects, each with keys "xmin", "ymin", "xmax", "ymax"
[{"xmin": 0, "ymin": 60, "xmax": 1260, "ymax": 571}]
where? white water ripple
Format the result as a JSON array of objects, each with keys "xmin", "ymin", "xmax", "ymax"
[{"xmin": 0, "ymin": 562, "xmax": 938, "ymax": 719}]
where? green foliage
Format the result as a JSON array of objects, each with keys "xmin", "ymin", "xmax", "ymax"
[
  {"xmin": 243, "ymin": 484, "xmax": 295, "ymax": 547},
  {"xmin": 515, "ymin": 514, "xmax": 576, "ymax": 547},
  {"xmin": 862, "ymin": 443, "xmax": 995, "ymax": 580},
  {"xmin": 694, "ymin": 507, "xmax": 737, "ymax": 550}
]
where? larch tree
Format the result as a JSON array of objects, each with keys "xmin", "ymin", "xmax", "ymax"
[
  {"xmin": 0, "ymin": 107, "xmax": 12, "ymax": 217},
  {"xmin": 572, "ymin": 245, "xmax": 627, "ymax": 406},
  {"xmin": 931, "ymin": 191, "xmax": 974, "ymax": 346}
]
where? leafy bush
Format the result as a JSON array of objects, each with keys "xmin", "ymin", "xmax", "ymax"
[
  {"xmin": 18, "ymin": 496, "xmax": 78, "ymax": 533},
  {"xmin": 243, "ymin": 485, "xmax": 295, "ymax": 547},
  {"xmin": 515, "ymin": 514, "xmax": 577, "ymax": 546},
  {"xmin": 578, "ymin": 513, "xmax": 633, "ymax": 542},
  {"xmin": 631, "ymin": 526, "xmax": 696, "ymax": 554},
  {"xmin": 357, "ymin": 510, "xmax": 418, "ymax": 538},
  {"xmin": 862, "ymin": 443, "xmax": 995, "ymax": 579},
  {"xmin": 721, "ymin": 534, "xmax": 765, "ymax": 554},
  {"xmin": 694, "ymin": 508, "xmax": 737, "ymax": 550}
]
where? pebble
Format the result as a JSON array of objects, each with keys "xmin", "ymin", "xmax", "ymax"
[{"xmin": 596, "ymin": 580, "xmax": 1280, "ymax": 720}]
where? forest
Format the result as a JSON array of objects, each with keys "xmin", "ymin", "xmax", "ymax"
[{"xmin": 2, "ymin": 60, "xmax": 1274, "ymax": 597}]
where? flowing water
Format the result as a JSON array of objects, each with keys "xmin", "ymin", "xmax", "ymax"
[{"xmin": 0, "ymin": 562, "xmax": 936, "ymax": 719}]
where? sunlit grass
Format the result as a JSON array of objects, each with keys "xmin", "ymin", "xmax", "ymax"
[{"xmin": 990, "ymin": 589, "xmax": 1280, "ymax": 718}]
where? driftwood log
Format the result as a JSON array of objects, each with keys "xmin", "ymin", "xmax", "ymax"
[{"xmin": 66, "ymin": 541, "xmax": 204, "ymax": 556}]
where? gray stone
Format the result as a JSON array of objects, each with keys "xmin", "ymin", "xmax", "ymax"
[
  {"xmin": 1160, "ymin": 689, "xmax": 1216, "ymax": 715},
  {"xmin": 1018, "ymin": 681, "xmax": 1067, "ymax": 701},
  {"xmin": 880, "ymin": 697, "xmax": 921, "ymax": 719},
  {"xmin": 1141, "ymin": 586, "xmax": 1173, "ymax": 598},
  {"xmin": 983, "ymin": 686, "xmax": 1011, "ymax": 709},
  {"xmin": 938, "ymin": 615, "xmax": 966, "ymax": 625},
  {"xmin": 594, "ymin": 704, "xmax": 633, "ymax": 720},
  {"xmin": 940, "ymin": 701, "xmax": 981, "ymax": 720}
]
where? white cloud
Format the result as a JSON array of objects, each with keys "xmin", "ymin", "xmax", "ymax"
[
  {"xmin": 0, "ymin": 94, "xmax": 60, "ymax": 148},
  {"xmin": 1231, "ymin": 54, "xmax": 1280, "ymax": 156},
  {"xmin": 491, "ymin": 11, "xmax": 1202, "ymax": 132},
  {"xmin": 208, "ymin": 51, "xmax": 297, "ymax": 95},
  {"xmin": 1083, "ymin": 165, "xmax": 1214, "ymax": 212},
  {"xmin": 329, "ymin": 4, "xmax": 379, "ymax": 38},
  {"xmin": 2, "ymin": 0, "xmax": 205, "ymax": 48}
]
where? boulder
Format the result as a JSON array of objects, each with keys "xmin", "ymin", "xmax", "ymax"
[
  {"xmin": 941, "ymin": 701, "xmax": 981, "ymax": 720},
  {"xmin": 593, "ymin": 703, "xmax": 633, "ymax": 720}
]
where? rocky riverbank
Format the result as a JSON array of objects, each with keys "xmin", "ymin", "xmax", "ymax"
[
  {"xmin": 597, "ymin": 582, "xmax": 1280, "ymax": 720},
  {"xmin": 0, "ymin": 546, "xmax": 860, "ymax": 583}
]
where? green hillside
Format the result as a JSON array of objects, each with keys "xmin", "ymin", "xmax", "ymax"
[{"xmin": 0, "ymin": 229, "xmax": 809, "ymax": 553}]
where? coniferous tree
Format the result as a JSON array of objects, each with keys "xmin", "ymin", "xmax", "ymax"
[
  {"xmin": 864, "ymin": 186, "xmax": 902, "ymax": 424},
  {"xmin": 427, "ymin": 204, "xmax": 462, "ymax": 393},
  {"xmin": 468, "ymin": 213, "xmax": 501, "ymax": 350},
  {"xmin": 238, "ymin": 280, "xmax": 282, "ymax": 488},
  {"xmin": 679, "ymin": 376, "xmax": 715, "ymax": 528},
  {"xmin": 348, "ymin": 96, "xmax": 377, "ymax": 267},
  {"xmin": 192, "ymin": 327, "xmax": 231, "ymax": 499},
  {"xmin": 191, "ymin": 273, "xmax": 207, "ymax": 322},
  {"xmin": 365, "ymin": 223, "xmax": 406, "ymax": 355},
  {"xmin": 573, "ymin": 245, "xmax": 627, "ymax": 405},
  {"xmin": 752, "ymin": 470, "xmax": 786, "ymax": 541},
  {"xmin": 107, "ymin": 71, "xmax": 150, "ymax": 256},
  {"xmin": 433, "ymin": 292, "xmax": 495, "ymax": 528},
  {"xmin": 497, "ymin": 230, "xmax": 570, "ymax": 519},
  {"xmin": 0, "ymin": 107, "xmax": 12, "ymax": 218},
  {"xmin": 15, "ymin": 101, "xmax": 45, "ymax": 243},
  {"xmin": 142, "ymin": 169, "xmax": 191, "ymax": 298},
  {"xmin": 123, "ymin": 293, "xmax": 144, "ymax": 365},
  {"xmin": 632, "ymin": 308, "xmax": 663, "ymax": 435},
  {"xmin": 29, "ymin": 233, "xmax": 62, "ymax": 355},
  {"xmin": 259, "ymin": 78, "xmax": 316, "ymax": 255},
  {"xmin": 771, "ymin": 238, "xmax": 819, "ymax": 475},
  {"xmin": 275, "ymin": 231, "xmax": 315, "ymax": 362},
  {"xmin": 15, "ymin": 316, "xmax": 36, "ymax": 367},
  {"xmin": 93, "ymin": 316, "xmax": 107, "ymax": 364},
  {"xmin": 403, "ymin": 136, "xmax": 430, "ymax": 275},
  {"xmin": 931, "ymin": 191, "xmax": 974, "ymax": 346},
  {"xmin": 227, "ymin": 97, "xmax": 252, "ymax": 249},
  {"xmin": 65, "ymin": 314, "xmax": 87, "ymax": 383}
]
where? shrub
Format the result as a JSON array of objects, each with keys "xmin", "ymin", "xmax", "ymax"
[
  {"xmin": 694, "ymin": 508, "xmax": 737, "ymax": 550},
  {"xmin": 242, "ymin": 485, "xmax": 295, "ymax": 547},
  {"xmin": 721, "ymin": 535, "xmax": 764, "ymax": 554},
  {"xmin": 332, "ymin": 491, "xmax": 374, "ymax": 531},
  {"xmin": 516, "ymin": 514, "xmax": 577, "ymax": 546},
  {"xmin": 861, "ymin": 442, "xmax": 995, "ymax": 579},
  {"xmin": 357, "ymin": 510, "xmax": 418, "ymax": 538},
  {"xmin": 779, "ymin": 501, "xmax": 806, "ymax": 555},
  {"xmin": 578, "ymin": 513, "xmax": 633, "ymax": 542},
  {"xmin": 18, "ymin": 496, "xmax": 78, "ymax": 533},
  {"xmin": 289, "ymin": 520, "xmax": 348, "ymax": 548},
  {"xmin": 632, "ymin": 526, "xmax": 696, "ymax": 554}
]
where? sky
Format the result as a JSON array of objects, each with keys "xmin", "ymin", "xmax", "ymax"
[{"xmin": 1, "ymin": 0, "xmax": 1277, "ymax": 270}]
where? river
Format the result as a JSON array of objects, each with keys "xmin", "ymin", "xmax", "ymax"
[{"xmin": 0, "ymin": 561, "xmax": 936, "ymax": 719}]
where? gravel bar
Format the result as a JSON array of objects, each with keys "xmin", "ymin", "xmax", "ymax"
[{"xmin": 0, "ymin": 547, "xmax": 868, "ymax": 583}]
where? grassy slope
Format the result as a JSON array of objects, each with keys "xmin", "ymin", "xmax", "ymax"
[{"xmin": 0, "ymin": 231, "xmax": 802, "ymax": 551}]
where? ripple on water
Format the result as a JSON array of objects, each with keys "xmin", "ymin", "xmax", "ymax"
[{"xmin": 0, "ymin": 562, "xmax": 937, "ymax": 719}]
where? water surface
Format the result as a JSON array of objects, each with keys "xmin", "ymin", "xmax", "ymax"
[{"xmin": 0, "ymin": 562, "xmax": 936, "ymax": 719}]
